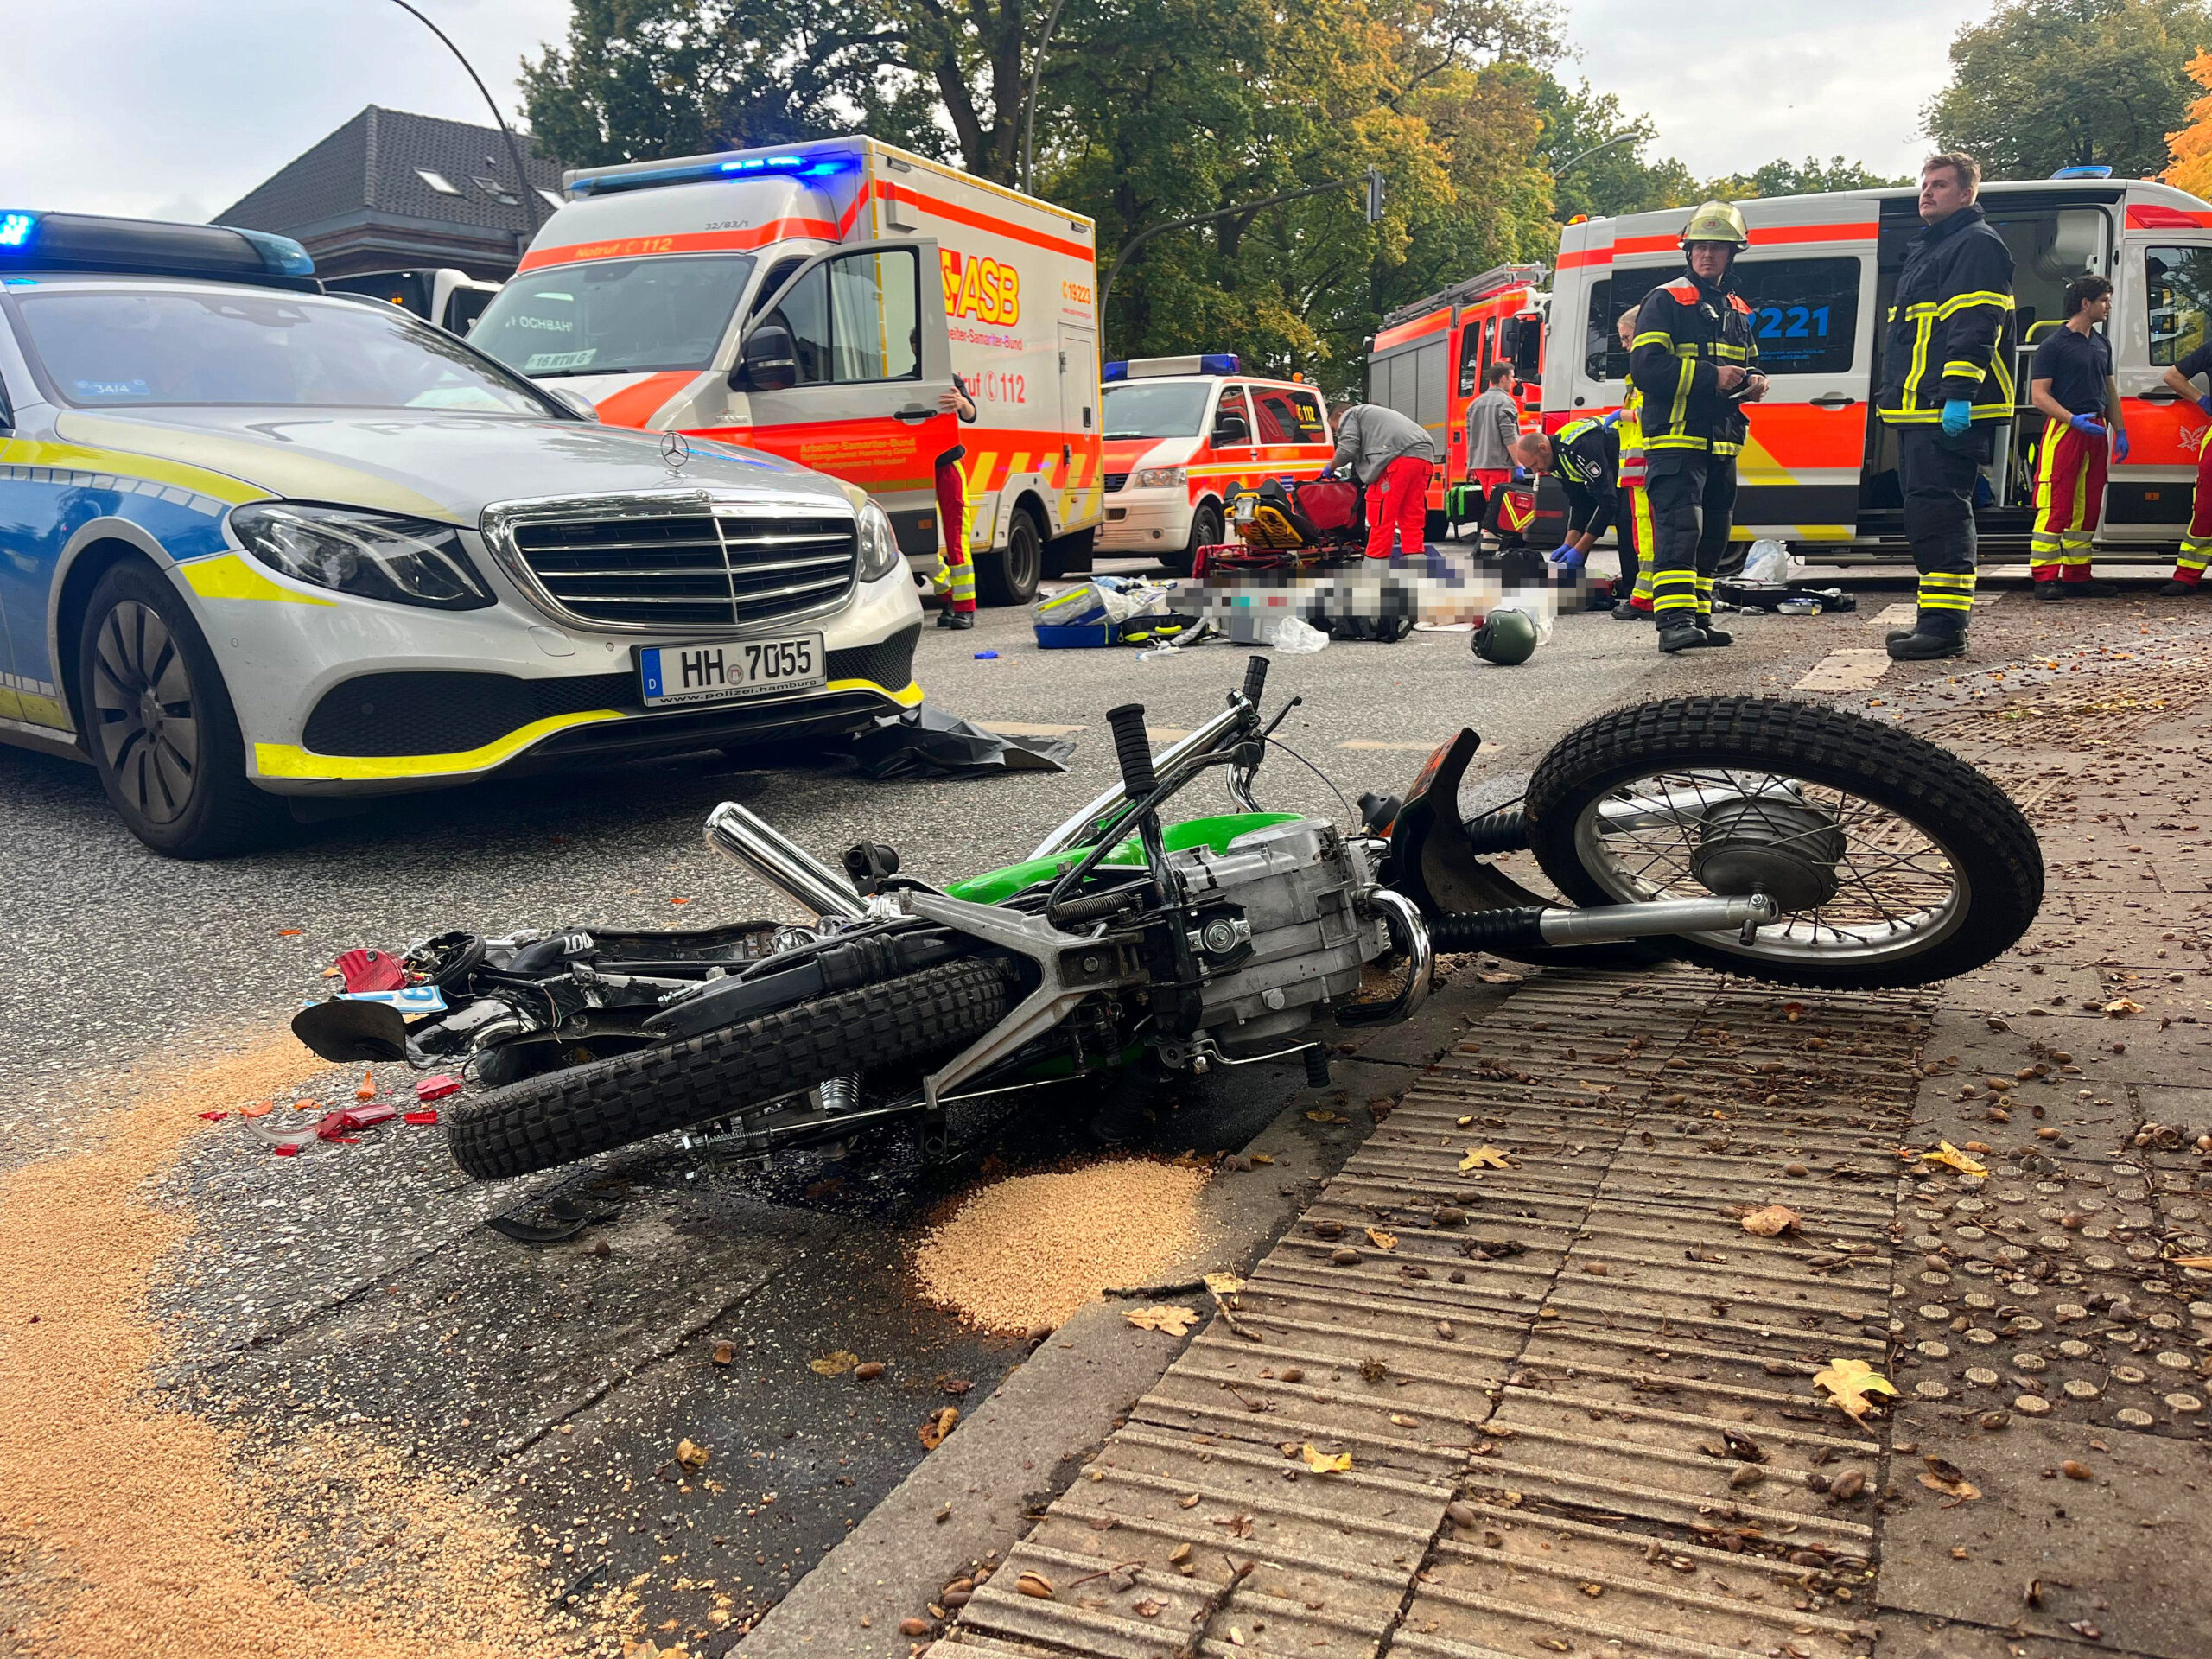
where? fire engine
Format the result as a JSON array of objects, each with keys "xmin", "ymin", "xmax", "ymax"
[{"xmin": 469, "ymin": 137, "xmax": 1105, "ymax": 605}]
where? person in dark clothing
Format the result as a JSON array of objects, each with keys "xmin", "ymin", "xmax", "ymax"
[
  {"xmin": 1508, "ymin": 418, "xmax": 1618, "ymax": 567},
  {"xmin": 1876, "ymin": 151, "xmax": 2017, "ymax": 661},
  {"xmin": 2027, "ymin": 274, "xmax": 2126, "ymax": 598},
  {"xmin": 1629, "ymin": 200, "xmax": 1768, "ymax": 653}
]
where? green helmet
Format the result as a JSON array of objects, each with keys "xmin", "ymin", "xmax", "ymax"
[
  {"xmin": 1472, "ymin": 607, "xmax": 1539, "ymax": 666},
  {"xmin": 1681, "ymin": 199, "xmax": 1751, "ymax": 252}
]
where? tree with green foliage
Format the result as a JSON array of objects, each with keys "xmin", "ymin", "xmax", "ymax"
[
  {"xmin": 1512, "ymin": 73, "xmax": 1699, "ymax": 219},
  {"xmin": 1924, "ymin": 0, "xmax": 2212, "ymax": 180},
  {"xmin": 1705, "ymin": 156, "xmax": 1910, "ymax": 200}
]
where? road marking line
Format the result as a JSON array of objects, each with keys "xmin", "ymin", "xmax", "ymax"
[
  {"xmin": 1871, "ymin": 603, "xmax": 1917, "ymax": 628},
  {"xmin": 981, "ymin": 721, "xmax": 1087, "ymax": 738},
  {"xmin": 1795, "ymin": 648, "xmax": 1892, "ymax": 691}
]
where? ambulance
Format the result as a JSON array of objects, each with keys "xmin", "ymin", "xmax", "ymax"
[
  {"xmin": 1541, "ymin": 175, "xmax": 2212, "ymax": 557},
  {"xmin": 1364, "ymin": 264, "xmax": 1547, "ymax": 531},
  {"xmin": 1096, "ymin": 355, "xmax": 1337, "ymax": 572},
  {"xmin": 467, "ymin": 136, "xmax": 1105, "ymax": 606}
]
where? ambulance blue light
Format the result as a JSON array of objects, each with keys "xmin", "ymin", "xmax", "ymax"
[
  {"xmin": 0, "ymin": 213, "xmax": 36, "ymax": 249},
  {"xmin": 1198, "ymin": 353, "xmax": 1239, "ymax": 374},
  {"xmin": 2050, "ymin": 165, "xmax": 2113, "ymax": 179},
  {"xmin": 1103, "ymin": 361, "xmax": 1128, "ymax": 381}
]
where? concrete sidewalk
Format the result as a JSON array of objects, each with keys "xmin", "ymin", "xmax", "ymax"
[{"xmin": 880, "ymin": 616, "xmax": 2212, "ymax": 1659}]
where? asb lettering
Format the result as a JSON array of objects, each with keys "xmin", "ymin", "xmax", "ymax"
[{"xmin": 940, "ymin": 250, "xmax": 1022, "ymax": 326}]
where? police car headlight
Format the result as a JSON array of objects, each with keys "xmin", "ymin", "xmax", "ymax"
[
  {"xmin": 855, "ymin": 499, "xmax": 901, "ymax": 582},
  {"xmin": 230, "ymin": 504, "xmax": 494, "ymax": 610},
  {"xmin": 1134, "ymin": 466, "xmax": 1186, "ymax": 490}
]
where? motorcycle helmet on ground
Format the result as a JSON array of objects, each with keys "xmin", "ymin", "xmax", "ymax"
[
  {"xmin": 1472, "ymin": 607, "xmax": 1539, "ymax": 665},
  {"xmin": 1681, "ymin": 200, "xmax": 1751, "ymax": 252}
]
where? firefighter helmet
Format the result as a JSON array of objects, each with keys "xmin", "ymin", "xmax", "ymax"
[
  {"xmin": 1472, "ymin": 607, "xmax": 1540, "ymax": 666},
  {"xmin": 1681, "ymin": 200, "xmax": 1751, "ymax": 251}
]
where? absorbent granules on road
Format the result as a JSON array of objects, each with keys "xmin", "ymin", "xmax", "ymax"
[
  {"xmin": 0, "ymin": 1036, "xmax": 563, "ymax": 1659},
  {"xmin": 912, "ymin": 1158, "xmax": 1213, "ymax": 1332}
]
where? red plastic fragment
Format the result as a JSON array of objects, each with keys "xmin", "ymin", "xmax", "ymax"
[
  {"xmin": 271, "ymin": 1144, "xmax": 301, "ymax": 1158},
  {"xmin": 333, "ymin": 948, "xmax": 406, "ymax": 993},
  {"xmin": 315, "ymin": 1102, "xmax": 399, "ymax": 1141},
  {"xmin": 198, "ymin": 1111, "xmax": 227, "ymax": 1122},
  {"xmin": 416, "ymin": 1074, "xmax": 461, "ymax": 1103},
  {"xmin": 403, "ymin": 1109, "xmax": 441, "ymax": 1126}
]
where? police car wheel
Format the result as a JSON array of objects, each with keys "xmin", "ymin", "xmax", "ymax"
[
  {"xmin": 78, "ymin": 562, "xmax": 281, "ymax": 859},
  {"xmin": 977, "ymin": 507, "xmax": 1044, "ymax": 607}
]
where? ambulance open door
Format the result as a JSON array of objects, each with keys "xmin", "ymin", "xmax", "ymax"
[
  {"xmin": 731, "ymin": 238, "xmax": 957, "ymax": 549},
  {"xmin": 2111, "ymin": 226, "xmax": 2212, "ymax": 548}
]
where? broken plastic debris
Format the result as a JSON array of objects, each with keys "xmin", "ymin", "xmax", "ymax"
[
  {"xmin": 197, "ymin": 1111, "xmax": 227, "ymax": 1122},
  {"xmin": 416, "ymin": 1074, "xmax": 461, "ymax": 1103},
  {"xmin": 331, "ymin": 948, "xmax": 407, "ymax": 993},
  {"xmin": 271, "ymin": 1144, "xmax": 301, "ymax": 1158},
  {"xmin": 354, "ymin": 1070, "xmax": 377, "ymax": 1102},
  {"xmin": 403, "ymin": 1109, "xmax": 441, "ymax": 1127},
  {"xmin": 974, "ymin": 650, "xmax": 999, "ymax": 659}
]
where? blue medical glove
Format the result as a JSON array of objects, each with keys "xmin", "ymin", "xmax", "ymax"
[
  {"xmin": 1547, "ymin": 542, "xmax": 1584, "ymax": 568},
  {"xmin": 2068, "ymin": 411, "xmax": 2106, "ymax": 438},
  {"xmin": 2200, "ymin": 395, "xmax": 2212, "ymax": 415},
  {"xmin": 1600, "ymin": 409, "xmax": 1624, "ymax": 428},
  {"xmin": 2113, "ymin": 427, "xmax": 2131, "ymax": 462},
  {"xmin": 1941, "ymin": 399, "xmax": 1972, "ymax": 437},
  {"xmin": 1319, "ymin": 466, "xmax": 1336, "ymax": 479}
]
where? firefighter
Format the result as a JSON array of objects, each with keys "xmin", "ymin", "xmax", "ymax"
[
  {"xmin": 2157, "ymin": 335, "xmax": 2212, "ymax": 594},
  {"xmin": 1876, "ymin": 152, "xmax": 2016, "ymax": 661},
  {"xmin": 2027, "ymin": 274, "xmax": 2126, "ymax": 599},
  {"xmin": 932, "ymin": 372, "xmax": 980, "ymax": 629},
  {"xmin": 1608, "ymin": 306, "xmax": 1656, "ymax": 620},
  {"xmin": 1629, "ymin": 200, "xmax": 1767, "ymax": 653},
  {"xmin": 1509, "ymin": 419, "xmax": 1618, "ymax": 569}
]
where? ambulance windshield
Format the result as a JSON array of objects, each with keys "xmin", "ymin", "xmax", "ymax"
[
  {"xmin": 473, "ymin": 254, "xmax": 757, "ymax": 377},
  {"xmin": 1102, "ymin": 380, "xmax": 1213, "ymax": 438}
]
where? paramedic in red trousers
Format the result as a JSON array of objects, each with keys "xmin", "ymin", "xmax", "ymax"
[
  {"xmin": 1629, "ymin": 200, "xmax": 1767, "ymax": 653},
  {"xmin": 933, "ymin": 372, "xmax": 980, "ymax": 629},
  {"xmin": 1876, "ymin": 152, "xmax": 2018, "ymax": 661},
  {"xmin": 1323, "ymin": 401, "xmax": 1440, "ymax": 558},
  {"xmin": 2028, "ymin": 274, "xmax": 2126, "ymax": 599},
  {"xmin": 2155, "ymin": 327, "xmax": 2212, "ymax": 593}
]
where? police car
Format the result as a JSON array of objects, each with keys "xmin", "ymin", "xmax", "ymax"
[{"xmin": 0, "ymin": 212, "xmax": 922, "ymax": 857}]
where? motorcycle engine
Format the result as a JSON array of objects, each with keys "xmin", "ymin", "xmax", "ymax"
[{"xmin": 1167, "ymin": 818, "xmax": 1384, "ymax": 1057}]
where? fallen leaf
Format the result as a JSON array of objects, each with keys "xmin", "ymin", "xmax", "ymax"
[
  {"xmin": 1921, "ymin": 1141, "xmax": 1988, "ymax": 1177},
  {"xmin": 1813, "ymin": 1357, "xmax": 1898, "ymax": 1422},
  {"xmin": 1126, "ymin": 1305, "xmax": 1200, "ymax": 1336},
  {"xmin": 711, "ymin": 1341, "xmax": 734, "ymax": 1367},
  {"xmin": 2102, "ymin": 997, "xmax": 2143, "ymax": 1018},
  {"xmin": 1459, "ymin": 1145, "xmax": 1512, "ymax": 1173},
  {"xmin": 1365, "ymin": 1228, "xmax": 1398, "ymax": 1251},
  {"xmin": 1740, "ymin": 1205, "xmax": 1801, "ymax": 1237},
  {"xmin": 1135, "ymin": 1599, "xmax": 1162, "ymax": 1618},
  {"xmin": 810, "ymin": 1351, "xmax": 859, "ymax": 1376},
  {"xmin": 1203, "ymin": 1271, "xmax": 1247, "ymax": 1297},
  {"xmin": 675, "ymin": 1439, "xmax": 709, "ymax": 1471},
  {"xmin": 1918, "ymin": 1471, "xmax": 1982, "ymax": 1503},
  {"xmin": 1014, "ymin": 1571, "xmax": 1053, "ymax": 1599},
  {"xmin": 1305, "ymin": 1109, "xmax": 1346, "ymax": 1123},
  {"xmin": 1300, "ymin": 1444, "xmax": 1352, "ymax": 1473},
  {"xmin": 918, "ymin": 1407, "xmax": 959, "ymax": 1450},
  {"xmin": 1248, "ymin": 1153, "xmax": 1274, "ymax": 1166},
  {"xmin": 1455, "ymin": 1115, "xmax": 1474, "ymax": 1128}
]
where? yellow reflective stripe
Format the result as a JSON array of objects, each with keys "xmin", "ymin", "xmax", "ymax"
[
  {"xmin": 1905, "ymin": 315, "xmax": 1935, "ymax": 404},
  {"xmin": 1942, "ymin": 361, "xmax": 1986, "ymax": 381},
  {"xmin": 1919, "ymin": 592, "xmax": 1974, "ymax": 612},
  {"xmin": 1921, "ymin": 571, "xmax": 1976, "ymax": 588},
  {"xmin": 0, "ymin": 435, "xmax": 270, "ymax": 507},
  {"xmin": 176, "ymin": 553, "xmax": 335, "ymax": 607},
  {"xmin": 1937, "ymin": 290, "xmax": 2013, "ymax": 318},
  {"xmin": 1645, "ymin": 434, "xmax": 1711, "ymax": 450},
  {"xmin": 1903, "ymin": 302, "xmax": 1940, "ymax": 319},
  {"xmin": 256, "ymin": 678, "xmax": 926, "ymax": 781},
  {"xmin": 1630, "ymin": 330, "xmax": 1673, "ymax": 350}
]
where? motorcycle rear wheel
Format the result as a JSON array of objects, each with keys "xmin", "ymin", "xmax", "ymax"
[
  {"xmin": 447, "ymin": 958, "xmax": 1012, "ymax": 1179},
  {"xmin": 1523, "ymin": 696, "xmax": 2043, "ymax": 989}
]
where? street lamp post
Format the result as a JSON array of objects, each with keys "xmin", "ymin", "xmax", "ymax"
[
  {"xmin": 382, "ymin": 0, "xmax": 545, "ymax": 231},
  {"xmin": 1020, "ymin": 0, "xmax": 1071, "ymax": 196},
  {"xmin": 1550, "ymin": 132, "xmax": 1637, "ymax": 180}
]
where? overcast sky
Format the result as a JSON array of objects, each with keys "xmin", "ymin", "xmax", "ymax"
[{"xmin": 0, "ymin": 0, "xmax": 1988, "ymax": 224}]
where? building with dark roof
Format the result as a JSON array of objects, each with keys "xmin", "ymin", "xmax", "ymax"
[{"xmin": 215, "ymin": 105, "xmax": 563, "ymax": 281}]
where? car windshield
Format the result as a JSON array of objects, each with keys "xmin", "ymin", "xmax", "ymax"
[
  {"xmin": 1102, "ymin": 380, "xmax": 1212, "ymax": 438},
  {"xmin": 10, "ymin": 289, "xmax": 552, "ymax": 412},
  {"xmin": 470, "ymin": 255, "xmax": 758, "ymax": 377}
]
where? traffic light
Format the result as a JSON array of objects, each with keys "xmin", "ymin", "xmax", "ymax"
[{"xmin": 1364, "ymin": 167, "xmax": 1385, "ymax": 225}]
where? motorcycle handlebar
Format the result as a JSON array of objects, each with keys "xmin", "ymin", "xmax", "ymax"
[
  {"xmin": 1240, "ymin": 654, "xmax": 1268, "ymax": 708},
  {"xmin": 1105, "ymin": 703, "xmax": 1160, "ymax": 802}
]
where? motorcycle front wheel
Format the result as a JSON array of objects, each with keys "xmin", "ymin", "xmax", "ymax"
[
  {"xmin": 447, "ymin": 958, "xmax": 1011, "ymax": 1179},
  {"xmin": 1523, "ymin": 696, "xmax": 2043, "ymax": 990}
]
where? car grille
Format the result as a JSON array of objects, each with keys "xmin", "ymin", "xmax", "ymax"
[
  {"xmin": 1103, "ymin": 473, "xmax": 1128, "ymax": 493},
  {"xmin": 507, "ymin": 512, "xmax": 857, "ymax": 629}
]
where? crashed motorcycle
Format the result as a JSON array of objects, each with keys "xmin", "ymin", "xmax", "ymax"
[{"xmin": 294, "ymin": 659, "xmax": 2044, "ymax": 1182}]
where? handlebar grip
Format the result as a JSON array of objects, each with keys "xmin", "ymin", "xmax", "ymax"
[
  {"xmin": 1239, "ymin": 654, "xmax": 1268, "ymax": 707},
  {"xmin": 1104, "ymin": 703, "xmax": 1159, "ymax": 801}
]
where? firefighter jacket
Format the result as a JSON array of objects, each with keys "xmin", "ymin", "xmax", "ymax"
[
  {"xmin": 1617, "ymin": 388, "xmax": 1646, "ymax": 490},
  {"xmin": 1630, "ymin": 270, "xmax": 1758, "ymax": 457},
  {"xmin": 1550, "ymin": 416, "xmax": 1620, "ymax": 537},
  {"xmin": 1876, "ymin": 203, "xmax": 2017, "ymax": 426}
]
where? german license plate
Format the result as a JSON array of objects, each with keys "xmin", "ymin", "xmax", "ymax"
[{"xmin": 637, "ymin": 634, "xmax": 825, "ymax": 707}]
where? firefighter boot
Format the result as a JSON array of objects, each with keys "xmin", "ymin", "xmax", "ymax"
[
  {"xmin": 1886, "ymin": 613, "xmax": 1967, "ymax": 661},
  {"xmin": 937, "ymin": 607, "xmax": 975, "ymax": 631},
  {"xmin": 2160, "ymin": 578, "xmax": 2204, "ymax": 595},
  {"xmin": 1656, "ymin": 619, "xmax": 1709, "ymax": 653},
  {"xmin": 1698, "ymin": 613, "xmax": 1735, "ymax": 646}
]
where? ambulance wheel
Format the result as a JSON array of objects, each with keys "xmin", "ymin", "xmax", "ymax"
[
  {"xmin": 978, "ymin": 506, "xmax": 1044, "ymax": 606},
  {"xmin": 1164, "ymin": 501, "xmax": 1222, "ymax": 578},
  {"xmin": 77, "ymin": 560, "xmax": 283, "ymax": 859}
]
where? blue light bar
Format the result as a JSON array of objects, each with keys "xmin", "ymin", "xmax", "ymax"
[
  {"xmin": 0, "ymin": 213, "xmax": 35, "ymax": 249},
  {"xmin": 2051, "ymin": 165, "xmax": 2113, "ymax": 179},
  {"xmin": 1103, "ymin": 360, "xmax": 1128, "ymax": 381},
  {"xmin": 1198, "ymin": 353, "xmax": 1239, "ymax": 374},
  {"xmin": 232, "ymin": 227, "xmax": 314, "ymax": 277}
]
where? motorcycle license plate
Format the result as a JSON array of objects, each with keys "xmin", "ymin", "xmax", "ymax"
[{"xmin": 636, "ymin": 634, "xmax": 825, "ymax": 707}]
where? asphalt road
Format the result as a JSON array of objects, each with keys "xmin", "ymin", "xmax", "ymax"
[{"xmin": 0, "ymin": 556, "xmax": 1927, "ymax": 1652}]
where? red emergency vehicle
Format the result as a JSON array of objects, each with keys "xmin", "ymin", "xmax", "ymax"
[{"xmin": 469, "ymin": 137, "xmax": 1104, "ymax": 605}]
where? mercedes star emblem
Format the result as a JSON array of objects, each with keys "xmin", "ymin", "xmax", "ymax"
[{"xmin": 660, "ymin": 429, "xmax": 691, "ymax": 471}]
